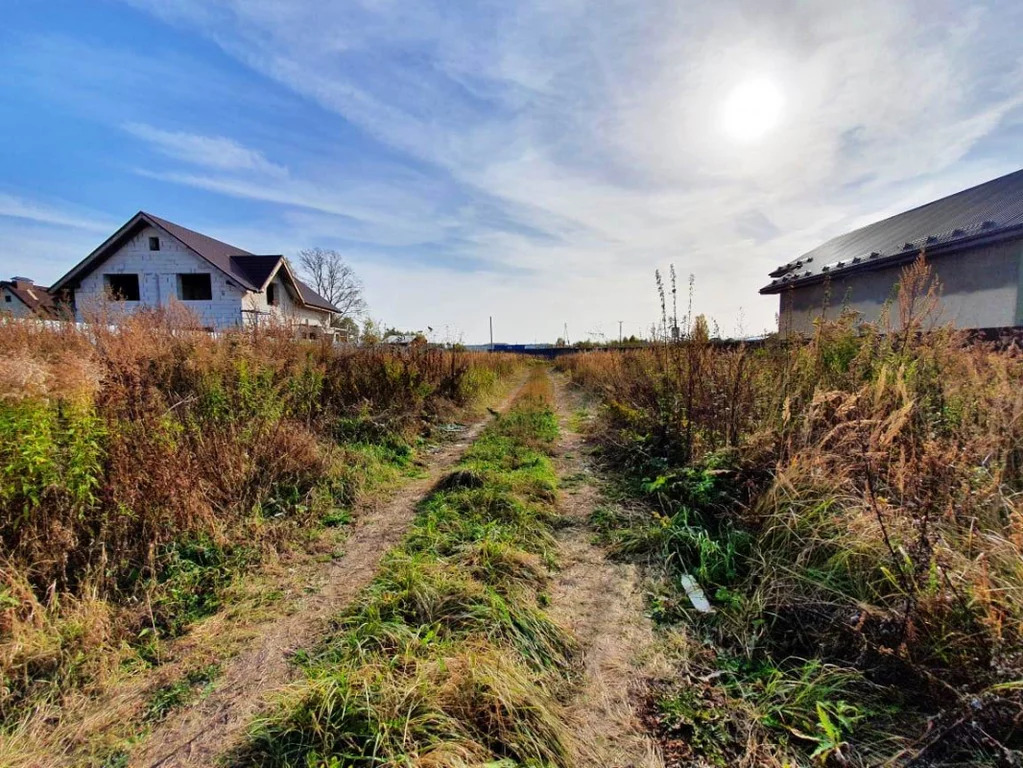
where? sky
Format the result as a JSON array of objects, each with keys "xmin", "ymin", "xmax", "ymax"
[{"xmin": 2, "ymin": 0, "xmax": 1023, "ymax": 343}]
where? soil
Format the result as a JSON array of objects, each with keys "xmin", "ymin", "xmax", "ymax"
[
  {"xmin": 549, "ymin": 374, "xmax": 664, "ymax": 768},
  {"xmin": 129, "ymin": 376, "xmax": 530, "ymax": 768}
]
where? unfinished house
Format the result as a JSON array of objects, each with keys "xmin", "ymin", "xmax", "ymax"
[{"xmin": 50, "ymin": 212, "xmax": 340, "ymax": 334}]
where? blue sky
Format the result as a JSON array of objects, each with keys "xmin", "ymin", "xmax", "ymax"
[{"xmin": 2, "ymin": 0, "xmax": 1023, "ymax": 342}]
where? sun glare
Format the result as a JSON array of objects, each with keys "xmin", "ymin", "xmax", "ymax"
[{"xmin": 721, "ymin": 77, "xmax": 784, "ymax": 143}]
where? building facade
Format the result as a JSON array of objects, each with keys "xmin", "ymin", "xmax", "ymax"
[
  {"xmin": 762, "ymin": 170, "xmax": 1023, "ymax": 336},
  {"xmin": 51, "ymin": 212, "xmax": 340, "ymax": 333}
]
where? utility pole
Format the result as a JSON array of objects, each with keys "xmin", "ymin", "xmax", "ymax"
[
  {"xmin": 564, "ymin": 322, "xmax": 568, "ymax": 346},
  {"xmin": 619, "ymin": 320, "xmax": 623, "ymax": 345},
  {"xmin": 489, "ymin": 316, "xmax": 494, "ymax": 350}
]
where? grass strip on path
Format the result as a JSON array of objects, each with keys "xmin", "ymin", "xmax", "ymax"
[{"xmin": 232, "ymin": 367, "xmax": 582, "ymax": 768}]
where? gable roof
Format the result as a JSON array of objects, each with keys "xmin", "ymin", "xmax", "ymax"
[
  {"xmin": 51, "ymin": 211, "xmax": 341, "ymax": 313},
  {"xmin": 0, "ymin": 278, "xmax": 57, "ymax": 318},
  {"xmin": 294, "ymin": 277, "xmax": 341, "ymax": 312},
  {"xmin": 243, "ymin": 253, "xmax": 340, "ymax": 313},
  {"xmin": 761, "ymin": 169, "xmax": 1023, "ymax": 294},
  {"xmin": 229, "ymin": 254, "xmax": 282, "ymax": 289}
]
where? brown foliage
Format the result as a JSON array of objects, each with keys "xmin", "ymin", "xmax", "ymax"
[
  {"xmin": 560, "ymin": 257, "xmax": 1023, "ymax": 763},
  {"xmin": 0, "ymin": 310, "xmax": 517, "ymax": 720}
]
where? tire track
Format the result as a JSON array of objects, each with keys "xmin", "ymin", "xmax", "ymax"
[
  {"xmin": 133, "ymin": 377, "xmax": 530, "ymax": 768},
  {"xmin": 549, "ymin": 373, "xmax": 664, "ymax": 768}
]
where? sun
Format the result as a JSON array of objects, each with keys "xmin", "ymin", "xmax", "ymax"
[{"xmin": 721, "ymin": 77, "xmax": 785, "ymax": 143}]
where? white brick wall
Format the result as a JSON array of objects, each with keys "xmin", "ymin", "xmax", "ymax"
[
  {"xmin": 72, "ymin": 227, "xmax": 335, "ymax": 333},
  {"xmin": 242, "ymin": 270, "xmax": 333, "ymax": 331},
  {"xmin": 74, "ymin": 226, "xmax": 246, "ymax": 329}
]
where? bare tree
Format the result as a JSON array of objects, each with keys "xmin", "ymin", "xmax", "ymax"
[{"xmin": 296, "ymin": 248, "xmax": 367, "ymax": 320}]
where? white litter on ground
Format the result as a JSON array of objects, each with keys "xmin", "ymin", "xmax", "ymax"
[{"xmin": 679, "ymin": 574, "xmax": 714, "ymax": 613}]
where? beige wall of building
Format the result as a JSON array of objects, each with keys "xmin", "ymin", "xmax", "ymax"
[{"xmin": 778, "ymin": 240, "xmax": 1023, "ymax": 335}]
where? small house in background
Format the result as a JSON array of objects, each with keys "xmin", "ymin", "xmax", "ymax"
[
  {"xmin": 761, "ymin": 169, "xmax": 1023, "ymax": 336},
  {"xmin": 49, "ymin": 211, "xmax": 340, "ymax": 335},
  {"xmin": 0, "ymin": 276, "xmax": 56, "ymax": 319}
]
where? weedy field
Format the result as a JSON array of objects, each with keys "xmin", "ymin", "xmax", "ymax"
[
  {"xmin": 4, "ymin": 257, "xmax": 1022, "ymax": 768},
  {"xmin": 558, "ymin": 258, "xmax": 1023, "ymax": 766},
  {"xmin": 0, "ymin": 310, "xmax": 518, "ymax": 758}
]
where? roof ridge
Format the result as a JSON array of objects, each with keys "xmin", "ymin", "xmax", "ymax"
[{"xmin": 141, "ymin": 211, "xmax": 254, "ymax": 257}]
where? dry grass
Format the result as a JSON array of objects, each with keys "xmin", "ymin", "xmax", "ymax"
[
  {"xmin": 561, "ymin": 256, "xmax": 1023, "ymax": 765},
  {"xmin": 0, "ymin": 310, "xmax": 519, "ymax": 736}
]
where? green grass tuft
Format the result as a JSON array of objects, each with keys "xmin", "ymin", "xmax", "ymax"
[{"xmin": 233, "ymin": 369, "xmax": 579, "ymax": 767}]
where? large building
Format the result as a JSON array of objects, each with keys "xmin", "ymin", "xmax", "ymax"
[
  {"xmin": 50, "ymin": 212, "xmax": 340, "ymax": 334},
  {"xmin": 761, "ymin": 170, "xmax": 1023, "ymax": 335}
]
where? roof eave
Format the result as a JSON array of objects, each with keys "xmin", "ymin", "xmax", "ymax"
[
  {"xmin": 276, "ymin": 260, "xmax": 342, "ymax": 314},
  {"xmin": 306, "ymin": 300, "xmax": 340, "ymax": 314},
  {"xmin": 759, "ymin": 225, "xmax": 1023, "ymax": 295},
  {"xmin": 50, "ymin": 211, "xmax": 149, "ymax": 293},
  {"xmin": 272, "ymin": 259, "xmax": 309, "ymax": 307},
  {"xmin": 51, "ymin": 212, "xmax": 261, "ymax": 294}
]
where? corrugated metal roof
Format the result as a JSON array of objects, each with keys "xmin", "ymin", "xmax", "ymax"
[{"xmin": 761, "ymin": 169, "xmax": 1023, "ymax": 294}]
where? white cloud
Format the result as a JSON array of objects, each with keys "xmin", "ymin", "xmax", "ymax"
[
  {"xmin": 0, "ymin": 194, "xmax": 114, "ymax": 233},
  {"xmin": 132, "ymin": 168, "xmax": 467, "ymax": 249},
  {"xmin": 92, "ymin": 1, "xmax": 1023, "ymax": 340},
  {"xmin": 123, "ymin": 123, "xmax": 289, "ymax": 177},
  {"xmin": 0, "ymin": 219, "xmax": 110, "ymax": 285}
]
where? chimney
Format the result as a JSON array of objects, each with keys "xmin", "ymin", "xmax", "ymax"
[{"xmin": 11, "ymin": 276, "xmax": 34, "ymax": 288}]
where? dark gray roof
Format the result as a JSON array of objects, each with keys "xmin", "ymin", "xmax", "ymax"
[
  {"xmin": 761, "ymin": 169, "xmax": 1023, "ymax": 294},
  {"xmin": 229, "ymin": 254, "xmax": 285, "ymax": 289},
  {"xmin": 293, "ymin": 279, "xmax": 341, "ymax": 313},
  {"xmin": 52, "ymin": 212, "xmax": 341, "ymax": 314}
]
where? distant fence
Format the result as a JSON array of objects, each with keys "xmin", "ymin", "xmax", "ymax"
[
  {"xmin": 7, "ymin": 316, "xmax": 1020, "ymax": 353},
  {"xmin": 484, "ymin": 341, "xmax": 769, "ymax": 357},
  {"xmin": 0, "ymin": 315, "xmax": 345, "ymax": 344},
  {"xmin": 486, "ymin": 326, "xmax": 1023, "ymax": 357},
  {"xmin": 487, "ymin": 345, "xmax": 593, "ymax": 359}
]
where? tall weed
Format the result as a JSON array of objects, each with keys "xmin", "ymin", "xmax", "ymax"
[
  {"xmin": 564, "ymin": 256, "xmax": 1023, "ymax": 764},
  {"xmin": 0, "ymin": 311, "xmax": 518, "ymax": 724}
]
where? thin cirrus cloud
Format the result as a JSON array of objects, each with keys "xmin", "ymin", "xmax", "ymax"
[
  {"xmin": 123, "ymin": 122, "xmax": 289, "ymax": 178},
  {"xmin": 0, "ymin": 194, "xmax": 114, "ymax": 233},
  {"xmin": 3, "ymin": 0, "xmax": 1023, "ymax": 341},
  {"xmin": 120, "ymin": 1, "xmax": 1023, "ymax": 241}
]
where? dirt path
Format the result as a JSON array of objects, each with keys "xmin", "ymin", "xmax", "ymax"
[
  {"xmin": 549, "ymin": 374, "xmax": 664, "ymax": 768},
  {"xmin": 132, "ymin": 377, "xmax": 529, "ymax": 768}
]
